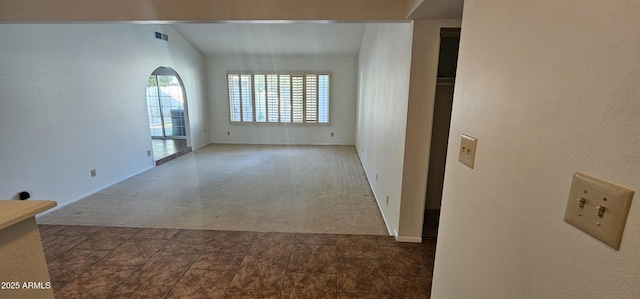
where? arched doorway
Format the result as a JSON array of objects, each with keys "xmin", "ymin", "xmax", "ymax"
[{"xmin": 146, "ymin": 67, "xmax": 191, "ymax": 164}]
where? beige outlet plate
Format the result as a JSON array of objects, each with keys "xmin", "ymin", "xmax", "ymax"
[
  {"xmin": 458, "ymin": 134, "xmax": 477, "ymax": 169},
  {"xmin": 564, "ymin": 172, "xmax": 634, "ymax": 250}
]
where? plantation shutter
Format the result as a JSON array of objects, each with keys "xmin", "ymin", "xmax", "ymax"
[
  {"xmin": 254, "ymin": 74, "xmax": 267, "ymax": 122},
  {"xmin": 240, "ymin": 74, "xmax": 253, "ymax": 122},
  {"xmin": 318, "ymin": 74, "xmax": 330, "ymax": 123},
  {"xmin": 279, "ymin": 75, "xmax": 292, "ymax": 122},
  {"xmin": 305, "ymin": 74, "xmax": 318, "ymax": 123},
  {"xmin": 228, "ymin": 74, "xmax": 241, "ymax": 122},
  {"xmin": 227, "ymin": 72, "xmax": 330, "ymax": 124},
  {"xmin": 291, "ymin": 75, "xmax": 304, "ymax": 123},
  {"xmin": 266, "ymin": 74, "xmax": 279, "ymax": 122}
]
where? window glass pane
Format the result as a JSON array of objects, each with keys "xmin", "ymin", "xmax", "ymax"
[
  {"xmin": 305, "ymin": 74, "xmax": 318, "ymax": 122},
  {"xmin": 240, "ymin": 74, "xmax": 253, "ymax": 122},
  {"xmin": 160, "ymin": 95, "xmax": 173, "ymax": 109},
  {"xmin": 147, "ymin": 77, "xmax": 159, "ymax": 99},
  {"xmin": 279, "ymin": 75, "xmax": 291, "ymax": 123},
  {"xmin": 254, "ymin": 74, "xmax": 267, "ymax": 122},
  {"xmin": 156, "ymin": 75, "xmax": 173, "ymax": 87},
  {"xmin": 149, "ymin": 117, "xmax": 163, "ymax": 137},
  {"xmin": 267, "ymin": 74, "xmax": 279, "ymax": 122},
  {"xmin": 146, "ymin": 94, "xmax": 156, "ymax": 107},
  {"xmin": 148, "ymin": 75, "xmax": 158, "ymax": 87},
  {"xmin": 318, "ymin": 74, "xmax": 330, "ymax": 123}
]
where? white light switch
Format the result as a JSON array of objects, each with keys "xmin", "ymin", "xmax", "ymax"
[
  {"xmin": 564, "ymin": 172, "xmax": 634, "ymax": 250},
  {"xmin": 458, "ymin": 134, "xmax": 477, "ymax": 169}
]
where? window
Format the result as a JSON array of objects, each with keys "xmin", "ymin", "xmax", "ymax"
[
  {"xmin": 227, "ymin": 72, "xmax": 330, "ymax": 124},
  {"xmin": 146, "ymin": 67, "xmax": 187, "ymax": 138}
]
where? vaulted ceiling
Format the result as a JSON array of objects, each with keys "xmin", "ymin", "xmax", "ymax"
[
  {"xmin": 0, "ymin": 0, "xmax": 463, "ymax": 57},
  {"xmin": 173, "ymin": 23, "xmax": 367, "ymax": 56}
]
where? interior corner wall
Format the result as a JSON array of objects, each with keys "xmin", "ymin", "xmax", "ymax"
[
  {"xmin": 207, "ymin": 55, "xmax": 357, "ymax": 145},
  {"xmin": 432, "ymin": 1, "xmax": 640, "ymax": 298},
  {"xmin": 0, "ymin": 24, "xmax": 208, "ymax": 209},
  {"xmin": 398, "ymin": 19, "xmax": 461, "ymax": 241},
  {"xmin": 356, "ymin": 22, "xmax": 414, "ymax": 236}
]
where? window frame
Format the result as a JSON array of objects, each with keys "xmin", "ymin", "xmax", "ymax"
[{"xmin": 227, "ymin": 71, "xmax": 331, "ymax": 125}]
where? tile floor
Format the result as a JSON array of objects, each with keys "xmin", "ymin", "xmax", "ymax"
[
  {"xmin": 152, "ymin": 139, "xmax": 191, "ymax": 165},
  {"xmin": 39, "ymin": 225, "xmax": 435, "ymax": 298}
]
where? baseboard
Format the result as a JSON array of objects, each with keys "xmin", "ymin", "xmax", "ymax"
[
  {"xmin": 356, "ymin": 151, "xmax": 394, "ymax": 237},
  {"xmin": 395, "ymin": 235, "xmax": 423, "ymax": 243},
  {"xmin": 393, "ymin": 228, "xmax": 424, "ymax": 243},
  {"xmin": 370, "ymin": 186, "xmax": 394, "ymax": 236},
  {"xmin": 211, "ymin": 141, "xmax": 355, "ymax": 146},
  {"xmin": 192, "ymin": 142, "xmax": 210, "ymax": 151},
  {"xmin": 37, "ymin": 165, "xmax": 155, "ymax": 218}
]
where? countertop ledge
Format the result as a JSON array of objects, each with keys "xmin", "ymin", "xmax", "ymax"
[{"xmin": 0, "ymin": 200, "xmax": 57, "ymax": 230}]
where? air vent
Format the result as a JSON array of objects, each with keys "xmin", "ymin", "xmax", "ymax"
[{"xmin": 154, "ymin": 31, "xmax": 169, "ymax": 41}]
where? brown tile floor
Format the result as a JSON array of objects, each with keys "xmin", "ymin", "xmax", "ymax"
[
  {"xmin": 152, "ymin": 139, "xmax": 191, "ymax": 165},
  {"xmin": 39, "ymin": 225, "xmax": 435, "ymax": 298}
]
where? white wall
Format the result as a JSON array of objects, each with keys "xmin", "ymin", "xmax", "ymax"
[
  {"xmin": 0, "ymin": 24, "xmax": 208, "ymax": 209},
  {"xmin": 432, "ymin": 1, "xmax": 640, "ymax": 298},
  {"xmin": 356, "ymin": 22, "xmax": 414, "ymax": 236},
  {"xmin": 208, "ymin": 55, "xmax": 357, "ymax": 145}
]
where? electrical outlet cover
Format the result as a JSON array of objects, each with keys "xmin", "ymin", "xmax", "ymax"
[
  {"xmin": 458, "ymin": 134, "xmax": 477, "ymax": 169},
  {"xmin": 564, "ymin": 172, "xmax": 634, "ymax": 250}
]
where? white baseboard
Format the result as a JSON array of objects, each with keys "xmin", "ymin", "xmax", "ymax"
[
  {"xmin": 192, "ymin": 142, "xmax": 210, "ymax": 151},
  {"xmin": 396, "ymin": 235, "xmax": 423, "ymax": 243},
  {"xmin": 393, "ymin": 228, "xmax": 423, "ymax": 243},
  {"xmin": 211, "ymin": 141, "xmax": 355, "ymax": 146},
  {"xmin": 370, "ymin": 187, "xmax": 394, "ymax": 236},
  {"xmin": 356, "ymin": 154, "xmax": 394, "ymax": 236}
]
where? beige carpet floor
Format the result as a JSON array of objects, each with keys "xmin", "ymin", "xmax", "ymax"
[{"xmin": 38, "ymin": 144, "xmax": 389, "ymax": 235}]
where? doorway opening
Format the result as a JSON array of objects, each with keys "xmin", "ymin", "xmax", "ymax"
[
  {"xmin": 423, "ymin": 28, "xmax": 461, "ymax": 239},
  {"xmin": 146, "ymin": 67, "xmax": 191, "ymax": 165}
]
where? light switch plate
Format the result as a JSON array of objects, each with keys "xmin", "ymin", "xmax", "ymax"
[
  {"xmin": 458, "ymin": 134, "xmax": 477, "ymax": 169},
  {"xmin": 564, "ymin": 172, "xmax": 634, "ymax": 250}
]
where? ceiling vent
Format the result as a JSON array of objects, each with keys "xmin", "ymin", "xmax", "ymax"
[{"xmin": 155, "ymin": 31, "xmax": 169, "ymax": 41}]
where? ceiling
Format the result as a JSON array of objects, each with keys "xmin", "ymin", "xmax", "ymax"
[
  {"xmin": 173, "ymin": 23, "xmax": 367, "ymax": 56},
  {"xmin": 0, "ymin": 0, "xmax": 463, "ymax": 57},
  {"xmin": 409, "ymin": 0, "xmax": 464, "ymax": 19},
  {"xmin": 168, "ymin": 1, "xmax": 464, "ymax": 57}
]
